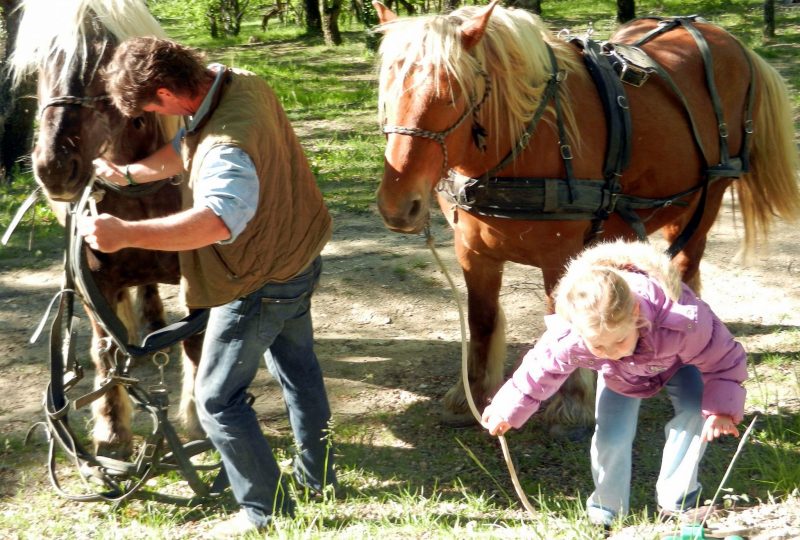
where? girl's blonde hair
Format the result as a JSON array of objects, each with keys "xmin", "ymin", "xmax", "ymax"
[{"xmin": 554, "ymin": 240, "xmax": 683, "ymax": 335}]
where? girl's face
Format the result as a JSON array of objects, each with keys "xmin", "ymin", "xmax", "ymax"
[
  {"xmin": 578, "ymin": 303, "xmax": 641, "ymax": 361},
  {"xmin": 580, "ymin": 324, "xmax": 639, "ymax": 360}
]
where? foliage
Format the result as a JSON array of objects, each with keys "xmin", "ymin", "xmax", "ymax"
[{"xmin": 0, "ymin": 171, "xmax": 62, "ymax": 265}]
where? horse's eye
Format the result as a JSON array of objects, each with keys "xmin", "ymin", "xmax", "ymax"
[{"xmin": 132, "ymin": 116, "xmax": 145, "ymax": 129}]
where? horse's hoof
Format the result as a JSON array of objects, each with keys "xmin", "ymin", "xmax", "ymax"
[
  {"xmin": 95, "ymin": 440, "xmax": 134, "ymax": 461},
  {"xmin": 439, "ymin": 410, "xmax": 479, "ymax": 427},
  {"xmin": 548, "ymin": 424, "xmax": 593, "ymax": 442}
]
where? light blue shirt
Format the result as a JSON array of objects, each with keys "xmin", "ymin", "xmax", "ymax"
[{"xmin": 172, "ymin": 63, "xmax": 259, "ymax": 245}]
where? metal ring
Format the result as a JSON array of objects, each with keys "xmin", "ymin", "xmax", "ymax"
[{"xmin": 152, "ymin": 350, "xmax": 170, "ymax": 368}]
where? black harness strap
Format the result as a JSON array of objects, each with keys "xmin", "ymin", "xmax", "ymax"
[
  {"xmin": 570, "ymin": 36, "xmax": 635, "ymax": 240},
  {"xmin": 570, "ymin": 37, "xmax": 632, "ymax": 182}
]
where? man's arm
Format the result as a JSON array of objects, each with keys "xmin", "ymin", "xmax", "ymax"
[
  {"xmin": 78, "ymin": 207, "xmax": 230, "ymax": 253},
  {"xmin": 94, "ymin": 139, "xmax": 184, "ymax": 186}
]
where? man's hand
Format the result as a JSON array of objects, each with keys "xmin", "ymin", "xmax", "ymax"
[
  {"xmin": 77, "ymin": 213, "xmax": 128, "ymax": 253},
  {"xmin": 93, "ymin": 158, "xmax": 128, "ymax": 187},
  {"xmin": 482, "ymin": 408, "xmax": 511, "ymax": 436},
  {"xmin": 701, "ymin": 414, "xmax": 740, "ymax": 442}
]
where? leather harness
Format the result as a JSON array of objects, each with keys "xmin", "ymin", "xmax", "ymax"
[
  {"xmin": 31, "ymin": 181, "xmax": 218, "ymax": 505},
  {"xmin": 437, "ymin": 16, "xmax": 755, "ymax": 258}
]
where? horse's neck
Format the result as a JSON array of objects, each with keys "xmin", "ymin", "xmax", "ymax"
[
  {"xmin": 105, "ymin": 115, "xmax": 165, "ymax": 164},
  {"xmin": 464, "ymin": 58, "xmax": 608, "ymax": 180}
]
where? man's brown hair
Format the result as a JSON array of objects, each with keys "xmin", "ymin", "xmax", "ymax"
[{"xmin": 103, "ymin": 37, "xmax": 208, "ymax": 116}]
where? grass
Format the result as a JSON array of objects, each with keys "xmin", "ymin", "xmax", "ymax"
[{"xmin": 1, "ymin": 0, "xmax": 799, "ymax": 538}]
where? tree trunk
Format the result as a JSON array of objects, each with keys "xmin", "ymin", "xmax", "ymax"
[
  {"xmin": 616, "ymin": 0, "xmax": 635, "ymax": 23},
  {"xmin": 507, "ymin": 0, "xmax": 542, "ymax": 15},
  {"xmin": 319, "ymin": 0, "xmax": 343, "ymax": 45},
  {"xmin": 305, "ymin": 0, "xmax": 322, "ymax": 34},
  {"xmin": 0, "ymin": 0, "xmax": 35, "ymax": 183},
  {"xmin": 443, "ymin": 0, "xmax": 458, "ymax": 13},
  {"xmin": 764, "ymin": 0, "xmax": 776, "ymax": 39}
]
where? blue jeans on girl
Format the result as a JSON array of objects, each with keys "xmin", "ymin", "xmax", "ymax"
[
  {"xmin": 195, "ymin": 255, "xmax": 336, "ymax": 528},
  {"xmin": 586, "ymin": 365, "xmax": 707, "ymax": 525}
]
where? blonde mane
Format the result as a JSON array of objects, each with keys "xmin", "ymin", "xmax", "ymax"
[
  {"xmin": 9, "ymin": 0, "xmax": 166, "ymax": 88},
  {"xmin": 10, "ymin": 0, "xmax": 176, "ymax": 139},
  {"xmin": 376, "ymin": 5, "xmax": 584, "ymax": 156}
]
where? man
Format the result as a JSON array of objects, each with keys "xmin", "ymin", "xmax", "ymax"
[{"xmin": 79, "ymin": 37, "xmax": 336, "ymax": 535}]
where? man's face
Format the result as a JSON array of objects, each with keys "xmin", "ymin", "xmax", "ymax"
[{"xmin": 142, "ymin": 88, "xmax": 195, "ymax": 116}]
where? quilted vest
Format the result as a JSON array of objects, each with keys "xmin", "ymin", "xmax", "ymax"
[{"xmin": 179, "ymin": 68, "xmax": 332, "ymax": 308}]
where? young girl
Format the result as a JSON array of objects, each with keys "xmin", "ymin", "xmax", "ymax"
[{"xmin": 482, "ymin": 240, "xmax": 746, "ymax": 526}]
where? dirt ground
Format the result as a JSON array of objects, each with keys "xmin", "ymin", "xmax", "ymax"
[{"xmin": 1, "ymin": 191, "xmax": 799, "ymax": 537}]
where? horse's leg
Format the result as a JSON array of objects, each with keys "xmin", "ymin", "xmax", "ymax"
[
  {"xmin": 538, "ymin": 265, "xmax": 596, "ymax": 439},
  {"xmin": 88, "ymin": 291, "xmax": 134, "ymax": 458},
  {"xmin": 661, "ymin": 184, "xmax": 730, "ymax": 295},
  {"xmin": 442, "ymin": 248, "xmax": 506, "ymax": 425},
  {"xmin": 179, "ymin": 332, "xmax": 205, "ymax": 440},
  {"xmin": 137, "ymin": 284, "xmax": 166, "ymax": 337}
]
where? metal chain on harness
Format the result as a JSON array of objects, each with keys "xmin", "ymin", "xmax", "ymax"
[{"xmin": 383, "ymin": 70, "xmax": 493, "ymax": 181}]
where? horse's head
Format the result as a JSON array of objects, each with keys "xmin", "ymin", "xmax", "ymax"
[
  {"xmin": 374, "ymin": 2, "xmax": 497, "ymax": 233},
  {"xmin": 10, "ymin": 0, "xmax": 172, "ymax": 203},
  {"xmin": 31, "ymin": 31, "xmax": 121, "ymax": 202}
]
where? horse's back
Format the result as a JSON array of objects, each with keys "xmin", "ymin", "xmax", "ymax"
[{"xmin": 610, "ymin": 18, "xmax": 752, "ymax": 182}]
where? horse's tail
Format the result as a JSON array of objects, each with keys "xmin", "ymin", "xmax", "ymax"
[{"xmin": 737, "ymin": 50, "xmax": 800, "ymax": 255}]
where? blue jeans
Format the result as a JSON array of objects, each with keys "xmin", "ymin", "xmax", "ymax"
[
  {"xmin": 586, "ymin": 366, "xmax": 707, "ymax": 525},
  {"xmin": 195, "ymin": 256, "xmax": 336, "ymax": 528}
]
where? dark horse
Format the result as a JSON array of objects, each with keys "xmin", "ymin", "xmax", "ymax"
[
  {"xmin": 10, "ymin": 0, "xmax": 202, "ymax": 456},
  {"xmin": 373, "ymin": 2, "xmax": 799, "ymax": 428}
]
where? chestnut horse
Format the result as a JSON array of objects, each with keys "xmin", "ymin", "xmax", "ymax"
[
  {"xmin": 374, "ymin": 3, "xmax": 799, "ymax": 428},
  {"xmin": 10, "ymin": 0, "xmax": 202, "ymax": 457}
]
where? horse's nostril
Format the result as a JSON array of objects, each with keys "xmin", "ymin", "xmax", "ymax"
[
  {"xmin": 69, "ymin": 159, "xmax": 79, "ymax": 181},
  {"xmin": 408, "ymin": 198, "xmax": 421, "ymax": 219}
]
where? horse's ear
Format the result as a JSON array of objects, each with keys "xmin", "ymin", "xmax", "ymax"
[
  {"xmin": 372, "ymin": 1, "xmax": 398, "ymax": 24},
  {"xmin": 459, "ymin": 0, "xmax": 499, "ymax": 50}
]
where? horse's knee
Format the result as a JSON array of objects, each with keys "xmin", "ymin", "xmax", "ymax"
[
  {"xmin": 541, "ymin": 369, "xmax": 596, "ymax": 430},
  {"xmin": 91, "ymin": 383, "xmax": 134, "ymax": 458}
]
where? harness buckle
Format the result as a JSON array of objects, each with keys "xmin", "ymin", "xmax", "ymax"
[
  {"xmin": 560, "ymin": 144, "xmax": 573, "ymax": 160},
  {"xmin": 619, "ymin": 62, "xmax": 651, "ymax": 88},
  {"xmin": 744, "ymin": 119, "xmax": 754, "ymax": 134},
  {"xmin": 718, "ymin": 122, "xmax": 729, "ymax": 138}
]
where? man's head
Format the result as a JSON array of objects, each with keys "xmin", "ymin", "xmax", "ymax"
[{"xmin": 103, "ymin": 37, "xmax": 208, "ymax": 117}]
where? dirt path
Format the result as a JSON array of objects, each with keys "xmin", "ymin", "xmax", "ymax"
[
  {"xmin": 2, "ymin": 192, "xmax": 799, "ymax": 441},
  {"xmin": 1, "ymin": 193, "xmax": 799, "ymax": 537}
]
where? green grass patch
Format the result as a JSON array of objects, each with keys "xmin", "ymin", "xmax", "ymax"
[{"xmin": 0, "ymin": 173, "xmax": 63, "ymax": 267}]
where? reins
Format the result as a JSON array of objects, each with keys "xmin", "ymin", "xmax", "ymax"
[
  {"xmin": 40, "ymin": 94, "xmax": 111, "ymax": 114},
  {"xmin": 423, "ymin": 224, "xmax": 537, "ymax": 516}
]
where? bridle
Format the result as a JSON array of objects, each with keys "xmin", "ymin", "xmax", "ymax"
[
  {"xmin": 38, "ymin": 93, "xmax": 167, "ymax": 197},
  {"xmin": 40, "ymin": 94, "xmax": 111, "ymax": 115},
  {"xmin": 382, "ymin": 69, "xmax": 492, "ymax": 180}
]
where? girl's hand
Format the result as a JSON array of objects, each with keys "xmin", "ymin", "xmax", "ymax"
[
  {"xmin": 481, "ymin": 409, "xmax": 511, "ymax": 436},
  {"xmin": 701, "ymin": 414, "xmax": 740, "ymax": 442}
]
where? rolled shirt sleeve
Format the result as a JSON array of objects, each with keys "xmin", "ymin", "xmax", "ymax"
[{"xmin": 193, "ymin": 145, "xmax": 259, "ymax": 244}]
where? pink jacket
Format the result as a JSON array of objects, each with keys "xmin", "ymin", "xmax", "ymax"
[{"xmin": 488, "ymin": 271, "xmax": 747, "ymax": 429}]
